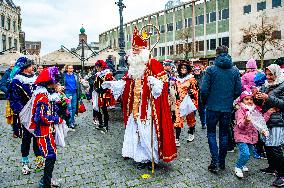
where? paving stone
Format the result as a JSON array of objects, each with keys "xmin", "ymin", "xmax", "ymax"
[{"xmin": 0, "ymin": 100, "xmax": 274, "ymax": 187}]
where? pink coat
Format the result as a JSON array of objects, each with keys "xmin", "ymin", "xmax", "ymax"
[
  {"xmin": 234, "ymin": 106, "xmax": 271, "ymax": 144},
  {"xmin": 241, "ymin": 70, "xmax": 258, "ymax": 89}
]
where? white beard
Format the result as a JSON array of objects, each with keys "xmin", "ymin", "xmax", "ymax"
[{"xmin": 128, "ymin": 49, "xmax": 150, "ymax": 79}]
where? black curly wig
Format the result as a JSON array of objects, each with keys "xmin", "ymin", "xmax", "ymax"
[{"xmin": 177, "ymin": 63, "xmax": 192, "ymax": 78}]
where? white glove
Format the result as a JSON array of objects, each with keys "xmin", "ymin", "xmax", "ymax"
[
  {"xmin": 147, "ymin": 76, "xmax": 156, "ymax": 87},
  {"xmin": 147, "ymin": 76, "xmax": 163, "ymax": 99},
  {"xmin": 101, "ymin": 81, "xmax": 112, "ymax": 89}
]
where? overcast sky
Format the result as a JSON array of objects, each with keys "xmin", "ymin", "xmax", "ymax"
[{"xmin": 13, "ymin": 0, "xmax": 169, "ymax": 55}]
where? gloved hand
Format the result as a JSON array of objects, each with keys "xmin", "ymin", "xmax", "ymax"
[{"xmin": 101, "ymin": 81, "xmax": 112, "ymax": 89}]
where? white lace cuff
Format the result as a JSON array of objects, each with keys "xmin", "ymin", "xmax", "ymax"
[{"xmin": 147, "ymin": 76, "xmax": 163, "ymax": 99}]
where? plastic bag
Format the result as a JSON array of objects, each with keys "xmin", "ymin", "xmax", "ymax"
[
  {"xmin": 92, "ymin": 91, "xmax": 99, "ymax": 112},
  {"xmin": 19, "ymin": 96, "xmax": 35, "ymax": 135},
  {"xmin": 180, "ymin": 94, "xmax": 197, "ymax": 117},
  {"xmin": 54, "ymin": 121, "xmax": 68, "ymax": 147},
  {"xmin": 249, "ymin": 110, "xmax": 269, "ymax": 137}
]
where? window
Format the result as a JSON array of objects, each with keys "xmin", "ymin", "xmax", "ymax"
[
  {"xmin": 222, "ymin": 9, "xmax": 229, "ymax": 20},
  {"xmin": 176, "ymin": 44, "xmax": 183, "ymax": 54},
  {"xmin": 8, "ymin": 37, "xmax": 12, "ymax": 48},
  {"xmin": 219, "ymin": 9, "xmax": 229, "ymax": 20},
  {"xmin": 257, "ymin": 33, "xmax": 265, "ymax": 41},
  {"xmin": 153, "ymin": 48, "xmax": 158, "ymax": 57},
  {"xmin": 14, "ymin": 39, "xmax": 17, "ymax": 50},
  {"xmin": 199, "ymin": 41, "xmax": 204, "ymax": 51},
  {"xmin": 196, "ymin": 42, "xmax": 199, "ymax": 52},
  {"xmin": 185, "ymin": 43, "xmax": 192, "ymax": 52},
  {"xmin": 2, "ymin": 34, "xmax": 6, "ymax": 51},
  {"xmin": 210, "ymin": 12, "xmax": 216, "ymax": 22},
  {"xmin": 187, "ymin": 18, "xmax": 192, "ymax": 27},
  {"xmin": 257, "ymin": 1, "xmax": 266, "ymax": 11},
  {"xmin": 222, "ymin": 37, "xmax": 229, "ymax": 47},
  {"xmin": 272, "ymin": 0, "xmax": 281, "ymax": 8},
  {"xmin": 168, "ymin": 45, "xmax": 174, "ymax": 55},
  {"xmin": 219, "ymin": 37, "xmax": 229, "ymax": 47},
  {"xmin": 13, "ymin": 21, "xmax": 16, "ymax": 32},
  {"xmin": 207, "ymin": 40, "xmax": 210, "ymax": 50},
  {"xmin": 198, "ymin": 15, "xmax": 204, "ymax": 25},
  {"xmin": 1, "ymin": 15, "xmax": 5, "ymax": 28},
  {"xmin": 272, "ymin": 31, "xmax": 281, "ymax": 39},
  {"xmin": 159, "ymin": 47, "xmax": 165, "ymax": 56},
  {"xmin": 243, "ymin": 35, "xmax": 251, "ymax": 43},
  {"xmin": 243, "ymin": 5, "xmax": 251, "ymax": 14},
  {"xmin": 7, "ymin": 17, "xmax": 11, "ymax": 30},
  {"xmin": 160, "ymin": 25, "xmax": 165, "ymax": 33},
  {"xmin": 167, "ymin": 23, "xmax": 174, "ymax": 32},
  {"xmin": 210, "ymin": 39, "xmax": 216, "ymax": 50},
  {"xmin": 176, "ymin": 20, "xmax": 183, "ymax": 30}
]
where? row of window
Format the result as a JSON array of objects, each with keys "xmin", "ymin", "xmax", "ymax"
[
  {"xmin": 243, "ymin": 30, "xmax": 281, "ymax": 43},
  {"xmin": 152, "ymin": 37, "xmax": 229, "ymax": 57},
  {"xmin": 1, "ymin": 14, "xmax": 18, "ymax": 32},
  {"xmin": 244, "ymin": 0, "xmax": 281, "ymax": 14},
  {"xmin": 157, "ymin": 8, "xmax": 229, "ymax": 33},
  {"xmin": 2, "ymin": 34, "xmax": 18, "ymax": 51}
]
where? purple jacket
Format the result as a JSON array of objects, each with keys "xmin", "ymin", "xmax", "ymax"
[{"xmin": 241, "ymin": 70, "xmax": 258, "ymax": 89}]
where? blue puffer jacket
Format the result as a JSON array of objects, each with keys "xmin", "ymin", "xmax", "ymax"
[{"xmin": 201, "ymin": 53, "xmax": 242, "ymax": 112}]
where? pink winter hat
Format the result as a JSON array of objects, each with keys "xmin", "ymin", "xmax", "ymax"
[
  {"xmin": 246, "ymin": 58, "xmax": 257, "ymax": 69},
  {"xmin": 239, "ymin": 86, "xmax": 253, "ymax": 102}
]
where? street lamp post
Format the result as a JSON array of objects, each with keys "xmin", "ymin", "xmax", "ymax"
[{"xmin": 115, "ymin": 0, "xmax": 126, "ymax": 69}]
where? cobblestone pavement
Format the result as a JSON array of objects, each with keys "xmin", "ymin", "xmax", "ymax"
[{"xmin": 0, "ymin": 100, "xmax": 275, "ymax": 188}]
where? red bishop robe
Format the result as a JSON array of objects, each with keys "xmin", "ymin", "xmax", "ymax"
[{"xmin": 121, "ymin": 59, "xmax": 177, "ymax": 162}]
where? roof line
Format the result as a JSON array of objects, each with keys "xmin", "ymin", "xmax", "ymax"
[{"xmin": 99, "ymin": 0, "xmax": 202, "ymax": 36}]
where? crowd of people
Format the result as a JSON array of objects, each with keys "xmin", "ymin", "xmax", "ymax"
[{"xmin": 0, "ymin": 26, "xmax": 284, "ymax": 188}]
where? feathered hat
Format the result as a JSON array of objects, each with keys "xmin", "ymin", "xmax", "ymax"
[
  {"xmin": 95, "ymin": 60, "xmax": 108, "ymax": 69},
  {"xmin": 34, "ymin": 66, "xmax": 59, "ymax": 85},
  {"xmin": 10, "ymin": 56, "xmax": 35, "ymax": 80},
  {"xmin": 132, "ymin": 26, "xmax": 148, "ymax": 49}
]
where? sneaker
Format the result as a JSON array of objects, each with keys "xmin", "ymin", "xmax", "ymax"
[
  {"xmin": 22, "ymin": 163, "xmax": 31, "ymax": 175},
  {"xmin": 260, "ymin": 167, "xmax": 277, "ymax": 175},
  {"xmin": 234, "ymin": 167, "xmax": 244, "ymax": 178},
  {"xmin": 100, "ymin": 127, "xmax": 108, "ymax": 134},
  {"xmin": 227, "ymin": 149, "xmax": 235, "ymax": 153},
  {"xmin": 51, "ymin": 179, "xmax": 61, "ymax": 187},
  {"xmin": 176, "ymin": 139, "xmax": 180, "ymax": 147},
  {"xmin": 272, "ymin": 177, "xmax": 284, "ymax": 187},
  {"xmin": 259, "ymin": 153, "xmax": 267, "ymax": 160},
  {"xmin": 68, "ymin": 127, "xmax": 75, "ymax": 132},
  {"xmin": 187, "ymin": 134, "xmax": 194, "ymax": 142},
  {"xmin": 95, "ymin": 125, "xmax": 104, "ymax": 130},
  {"xmin": 208, "ymin": 163, "xmax": 218, "ymax": 174},
  {"xmin": 35, "ymin": 156, "xmax": 44, "ymax": 172},
  {"xmin": 93, "ymin": 120, "xmax": 99, "ymax": 125},
  {"xmin": 242, "ymin": 166, "xmax": 249, "ymax": 172}
]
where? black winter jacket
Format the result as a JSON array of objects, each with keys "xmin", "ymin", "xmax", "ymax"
[{"xmin": 259, "ymin": 82, "xmax": 284, "ymax": 129}]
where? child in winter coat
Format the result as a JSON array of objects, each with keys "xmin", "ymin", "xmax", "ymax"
[{"xmin": 234, "ymin": 89, "xmax": 274, "ymax": 178}]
